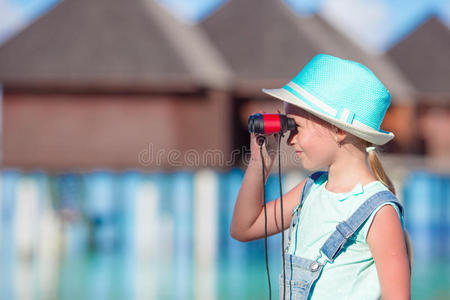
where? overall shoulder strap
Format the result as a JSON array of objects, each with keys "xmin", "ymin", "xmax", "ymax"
[
  {"xmin": 299, "ymin": 171, "xmax": 326, "ymax": 208},
  {"xmin": 320, "ymin": 190, "xmax": 403, "ymax": 262}
]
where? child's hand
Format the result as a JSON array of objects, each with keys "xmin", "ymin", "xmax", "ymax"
[{"xmin": 249, "ymin": 110, "xmax": 280, "ymax": 173}]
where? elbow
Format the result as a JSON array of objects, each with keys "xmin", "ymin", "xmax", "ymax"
[
  {"xmin": 381, "ymin": 292, "xmax": 410, "ymax": 300},
  {"xmin": 230, "ymin": 226, "xmax": 249, "ymax": 242}
]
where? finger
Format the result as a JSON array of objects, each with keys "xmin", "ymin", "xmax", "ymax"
[
  {"xmin": 250, "ymin": 133, "xmax": 259, "ymax": 143},
  {"xmin": 256, "ymin": 133, "xmax": 266, "ymax": 141},
  {"xmin": 257, "ymin": 135, "xmax": 267, "ymax": 146},
  {"xmin": 249, "ymin": 110, "xmax": 263, "ymax": 116}
]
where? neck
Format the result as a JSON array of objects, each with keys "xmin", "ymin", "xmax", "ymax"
[{"xmin": 326, "ymin": 145, "xmax": 375, "ymax": 193}]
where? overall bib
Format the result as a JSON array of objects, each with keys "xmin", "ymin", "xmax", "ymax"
[{"xmin": 279, "ymin": 172, "xmax": 403, "ymax": 300}]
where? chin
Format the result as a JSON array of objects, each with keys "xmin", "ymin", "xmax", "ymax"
[
  {"xmin": 300, "ymin": 161, "xmax": 315, "ymax": 171},
  {"xmin": 300, "ymin": 159, "xmax": 327, "ymax": 172}
]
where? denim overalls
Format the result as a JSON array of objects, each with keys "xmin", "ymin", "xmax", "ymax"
[{"xmin": 279, "ymin": 172, "xmax": 403, "ymax": 300}]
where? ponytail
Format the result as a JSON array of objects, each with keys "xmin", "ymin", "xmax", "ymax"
[
  {"xmin": 367, "ymin": 145, "xmax": 413, "ymax": 272},
  {"xmin": 367, "ymin": 148, "xmax": 396, "ymax": 195}
]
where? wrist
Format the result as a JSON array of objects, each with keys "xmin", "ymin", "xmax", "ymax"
[{"xmin": 248, "ymin": 158, "xmax": 272, "ymax": 176}]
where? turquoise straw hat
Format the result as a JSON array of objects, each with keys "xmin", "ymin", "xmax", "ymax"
[{"xmin": 262, "ymin": 54, "xmax": 394, "ymax": 145}]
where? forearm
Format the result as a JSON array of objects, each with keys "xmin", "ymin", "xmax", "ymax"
[{"xmin": 230, "ymin": 159, "xmax": 269, "ymax": 241}]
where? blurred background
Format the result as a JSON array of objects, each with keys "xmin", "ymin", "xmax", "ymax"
[{"xmin": 0, "ymin": 0, "xmax": 449, "ymax": 299}]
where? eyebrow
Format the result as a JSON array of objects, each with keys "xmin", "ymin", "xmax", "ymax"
[
  {"xmin": 287, "ymin": 108, "xmax": 309, "ymax": 118},
  {"xmin": 287, "ymin": 113, "xmax": 302, "ymax": 119}
]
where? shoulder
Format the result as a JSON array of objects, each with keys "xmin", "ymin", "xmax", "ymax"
[
  {"xmin": 356, "ymin": 183, "xmax": 404, "ymax": 241},
  {"xmin": 366, "ymin": 204, "xmax": 408, "ymax": 263},
  {"xmin": 360, "ymin": 181, "xmax": 402, "ymax": 211},
  {"xmin": 364, "ymin": 182, "xmax": 403, "ymax": 216}
]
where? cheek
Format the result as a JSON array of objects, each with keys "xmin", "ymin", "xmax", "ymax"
[
  {"xmin": 298, "ymin": 130, "xmax": 336, "ymax": 160},
  {"xmin": 297, "ymin": 129, "xmax": 320, "ymax": 148}
]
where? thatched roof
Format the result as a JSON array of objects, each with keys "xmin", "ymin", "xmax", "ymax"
[
  {"xmin": 0, "ymin": 0, "xmax": 431, "ymax": 100},
  {"xmin": 0, "ymin": 0, "xmax": 231, "ymax": 92},
  {"xmin": 200, "ymin": 0, "xmax": 415, "ymax": 99},
  {"xmin": 201, "ymin": 0, "xmax": 317, "ymax": 82},
  {"xmin": 388, "ymin": 17, "xmax": 450, "ymax": 94}
]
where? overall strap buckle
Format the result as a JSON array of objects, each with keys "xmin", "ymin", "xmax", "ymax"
[{"xmin": 310, "ymin": 251, "xmax": 329, "ymax": 272}]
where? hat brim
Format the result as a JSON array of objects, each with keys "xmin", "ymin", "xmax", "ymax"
[{"xmin": 262, "ymin": 87, "xmax": 394, "ymax": 145}]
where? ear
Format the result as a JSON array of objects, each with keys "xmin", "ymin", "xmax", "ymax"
[{"xmin": 334, "ymin": 126, "xmax": 347, "ymax": 143}]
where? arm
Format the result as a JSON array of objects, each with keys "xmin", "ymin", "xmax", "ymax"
[
  {"xmin": 367, "ymin": 205, "xmax": 411, "ymax": 300},
  {"xmin": 230, "ymin": 132, "xmax": 306, "ymax": 242}
]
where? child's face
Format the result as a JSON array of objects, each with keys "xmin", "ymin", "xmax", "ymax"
[{"xmin": 285, "ymin": 103, "xmax": 338, "ymax": 170}]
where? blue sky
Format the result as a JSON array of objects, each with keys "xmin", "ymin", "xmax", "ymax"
[
  {"xmin": 0, "ymin": 0, "xmax": 449, "ymax": 52},
  {"xmin": 309, "ymin": 0, "xmax": 450, "ymax": 52},
  {"xmin": 0, "ymin": 0, "xmax": 59, "ymax": 44}
]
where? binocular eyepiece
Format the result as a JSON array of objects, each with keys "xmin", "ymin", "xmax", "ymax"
[{"xmin": 248, "ymin": 113, "xmax": 296, "ymax": 135}]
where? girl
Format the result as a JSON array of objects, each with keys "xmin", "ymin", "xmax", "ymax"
[{"xmin": 230, "ymin": 54, "xmax": 411, "ymax": 300}]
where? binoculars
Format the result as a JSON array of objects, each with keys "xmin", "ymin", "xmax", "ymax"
[{"xmin": 248, "ymin": 113, "xmax": 296, "ymax": 135}]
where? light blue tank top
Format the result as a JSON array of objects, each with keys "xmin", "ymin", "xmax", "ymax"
[{"xmin": 287, "ymin": 172, "xmax": 404, "ymax": 299}]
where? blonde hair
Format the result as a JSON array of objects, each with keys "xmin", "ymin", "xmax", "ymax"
[
  {"xmin": 367, "ymin": 148, "xmax": 396, "ymax": 194},
  {"xmin": 367, "ymin": 145, "xmax": 413, "ymax": 273}
]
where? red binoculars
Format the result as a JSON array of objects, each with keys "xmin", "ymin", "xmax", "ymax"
[{"xmin": 248, "ymin": 113, "xmax": 296, "ymax": 135}]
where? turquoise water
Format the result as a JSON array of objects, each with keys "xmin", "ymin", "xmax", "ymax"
[
  {"xmin": 411, "ymin": 260, "xmax": 450, "ymax": 300},
  {"xmin": 4, "ymin": 251, "xmax": 447, "ymax": 299},
  {"xmin": 1, "ymin": 169, "xmax": 449, "ymax": 299}
]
